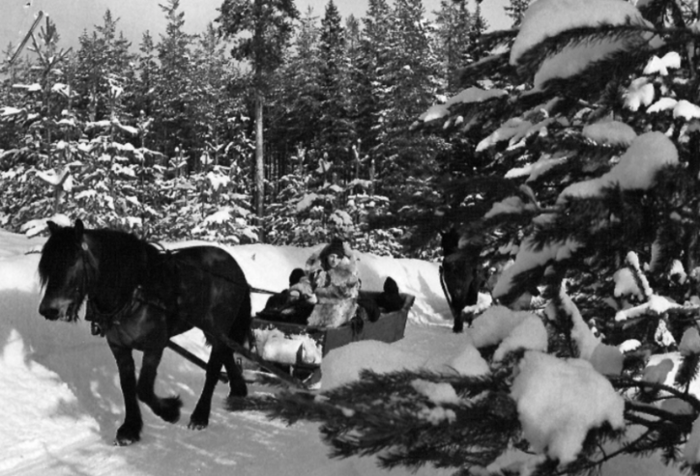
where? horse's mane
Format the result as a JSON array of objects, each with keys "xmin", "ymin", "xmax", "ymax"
[
  {"xmin": 38, "ymin": 226, "xmax": 80, "ymax": 287},
  {"xmin": 39, "ymin": 226, "xmax": 162, "ymax": 293},
  {"xmin": 86, "ymin": 228, "xmax": 162, "ymax": 291}
]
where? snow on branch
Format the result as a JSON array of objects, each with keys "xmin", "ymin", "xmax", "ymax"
[
  {"xmin": 557, "ymin": 132, "xmax": 679, "ymax": 203},
  {"xmin": 510, "ymin": 0, "xmax": 662, "ymax": 91},
  {"xmin": 492, "ymin": 235, "xmax": 582, "ymax": 302},
  {"xmin": 510, "ymin": 0, "xmax": 652, "ymax": 66},
  {"xmin": 511, "ymin": 351, "xmax": 625, "ymax": 465}
]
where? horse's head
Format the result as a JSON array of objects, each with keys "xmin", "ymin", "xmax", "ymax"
[{"xmin": 38, "ymin": 219, "xmax": 94, "ymax": 322}]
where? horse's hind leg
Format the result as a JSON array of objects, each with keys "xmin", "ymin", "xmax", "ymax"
[
  {"xmin": 221, "ymin": 347, "xmax": 247, "ymax": 399},
  {"xmin": 137, "ymin": 348, "xmax": 182, "ymax": 424},
  {"xmin": 189, "ymin": 344, "xmax": 227, "ymax": 430},
  {"xmin": 108, "ymin": 342, "xmax": 143, "ymax": 446}
]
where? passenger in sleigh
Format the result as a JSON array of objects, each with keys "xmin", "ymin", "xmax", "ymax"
[
  {"xmin": 261, "ymin": 268, "xmax": 315, "ymax": 325},
  {"xmin": 376, "ymin": 276, "xmax": 404, "ymax": 313},
  {"xmin": 291, "ymin": 237, "xmax": 361, "ymax": 329}
]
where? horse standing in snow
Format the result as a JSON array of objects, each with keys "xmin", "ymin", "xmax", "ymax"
[
  {"xmin": 439, "ymin": 229, "xmax": 483, "ymax": 333},
  {"xmin": 37, "ymin": 219, "xmax": 251, "ymax": 445}
]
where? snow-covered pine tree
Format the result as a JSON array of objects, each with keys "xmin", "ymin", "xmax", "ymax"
[
  {"xmin": 252, "ymin": 0, "xmax": 700, "ymax": 474},
  {"xmin": 504, "ymin": 0, "xmax": 532, "ymax": 28},
  {"xmin": 317, "ymin": 0, "xmax": 355, "ymax": 181},
  {"xmin": 434, "ymin": 0, "xmax": 474, "ymax": 91},
  {"xmin": 217, "ymin": 0, "xmax": 299, "ymax": 218}
]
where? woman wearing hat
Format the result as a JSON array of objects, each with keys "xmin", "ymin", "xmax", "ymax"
[{"xmin": 291, "ymin": 237, "xmax": 361, "ymax": 328}]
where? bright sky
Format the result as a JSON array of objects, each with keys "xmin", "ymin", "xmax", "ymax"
[{"xmin": 1, "ymin": 0, "xmax": 510, "ymax": 52}]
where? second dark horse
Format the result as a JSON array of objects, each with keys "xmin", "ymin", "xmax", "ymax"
[
  {"xmin": 37, "ymin": 219, "xmax": 251, "ymax": 445},
  {"xmin": 440, "ymin": 229, "xmax": 482, "ymax": 333}
]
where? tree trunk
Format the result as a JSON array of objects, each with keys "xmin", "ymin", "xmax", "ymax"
[{"xmin": 255, "ymin": 91, "xmax": 265, "ymax": 220}]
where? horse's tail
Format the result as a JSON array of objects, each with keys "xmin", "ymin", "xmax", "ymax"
[
  {"xmin": 242, "ymin": 285, "xmax": 253, "ymax": 348},
  {"xmin": 228, "ymin": 283, "xmax": 253, "ymax": 348}
]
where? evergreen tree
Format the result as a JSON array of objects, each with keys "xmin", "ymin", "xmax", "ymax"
[
  {"xmin": 433, "ymin": 0, "xmax": 473, "ymax": 92},
  {"xmin": 317, "ymin": 0, "xmax": 354, "ymax": 181},
  {"xmin": 355, "ymin": 0, "xmax": 393, "ymax": 167},
  {"xmin": 504, "ymin": 0, "xmax": 531, "ymax": 28},
  {"xmin": 217, "ymin": 0, "xmax": 299, "ymax": 221},
  {"xmin": 154, "ymin": 0, "xmax": 196, "ymax": 158},
  {"xmin": 373, "ymin": 0, "xmax": 445, "ymax": 229},
  {"xmin": 134, "ymin": 31, "xmax": 158, "ymax": 139},
  {"xmin": 266, "ymin": 6, "xmax": 322, "ymax": 181},
  {"xmin": 73, "ymin": 10, "xmax": 134, "ymax": 123}
]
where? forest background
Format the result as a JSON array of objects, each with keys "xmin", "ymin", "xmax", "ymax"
[{"xmin": 0, "ymin": 0, "xmax": 505, "ymax": 258}]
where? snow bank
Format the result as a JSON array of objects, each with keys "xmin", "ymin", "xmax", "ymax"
[
  {"xmin": 169, "ymin": 241, "xmax": 451, "ymax": 326},
  {"xmin": 321, "ymin": 340, "xmax": 431, "ymax": 391}
]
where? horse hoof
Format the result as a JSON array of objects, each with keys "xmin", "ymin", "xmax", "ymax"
[
  {"xmin": 187, "ymin": 418, "xmax": 208, "ymax": 431},
  {"xmin": 115, "ymin": 423, "xmax": 141, "ymax": 446},
  {"xmin": 114, "ymin": 431, "xmax": 140, "ymax": 446}
]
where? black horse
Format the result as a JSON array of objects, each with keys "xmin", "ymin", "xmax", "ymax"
[
  {"xmin": 37, "ymin": 219, "xmax": 251, "ymax": 446},
  {"xmin": 439, "ymin": 229, "xmax": 483, "ymax": 333}
]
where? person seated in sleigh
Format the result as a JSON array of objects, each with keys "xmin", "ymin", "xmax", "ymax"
[
  {"xmin": 260, "ymin": 268, "xmax": 315, "ymax": 325},
  {"xmin": 290, "ymin": 237, "xmax": 361, "ymax": 329}
]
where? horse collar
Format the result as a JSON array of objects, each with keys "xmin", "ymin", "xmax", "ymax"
[{"xmin": 86, "ymin": 287, "xmax": 142, "ymax": 337}]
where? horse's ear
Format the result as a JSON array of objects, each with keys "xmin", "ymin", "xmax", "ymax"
[
  {"xmin": 74, "ymin": 218, "xmax": 85, "ymax": 238},
  {"xmin": 47, "ymin": 221, "xmax": 59, "ymax": 235}
]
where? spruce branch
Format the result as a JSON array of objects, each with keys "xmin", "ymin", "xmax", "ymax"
[
  {"xmin": 239, "ymin": 369, "xmax": 522, "ymax": 473},
  {"xmin": 612, "ymin": 375, "xmax": 700, "ymax": 414},
  {"xmin": 514, "ymin": 21, "xmax": 663, "ymax": 78}
]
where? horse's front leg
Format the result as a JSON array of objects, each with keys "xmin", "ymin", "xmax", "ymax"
[
  {"xmin": 137, "ymin": 347, "xmax": 182, "ymax": 424},
  {"xmin": 108, "ymin": 341, "xmax": 143, "ymax": 446},
  {"xmin": 452, "ymin": 308, "xmax": 464, "ymax": 333}
]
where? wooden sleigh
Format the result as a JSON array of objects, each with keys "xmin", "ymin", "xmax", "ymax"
[
  {"xmin": 170, "ymin": 290, "xmax": 414, "ymax": 390},
  {"xmin": 249, "ymin": 291, "xmax": 415, "ymax": 387}
]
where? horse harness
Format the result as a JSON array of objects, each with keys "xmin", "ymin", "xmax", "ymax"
[
  {"xmin": 80, "ymin": 242, "xmax": 260, "ymax": 338},
  {"xmin": 81, "ymin": 243, "xmax": 178, "ymax": 338}
]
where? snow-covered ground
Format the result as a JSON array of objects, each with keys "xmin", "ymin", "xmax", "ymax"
[
  {"xmin": 0, "ymin": 228, "xmax": 465, "ymax": 476},
  {"xmin": 0, "ymin": 227, "xmax": 686, "ymax": 476}
]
